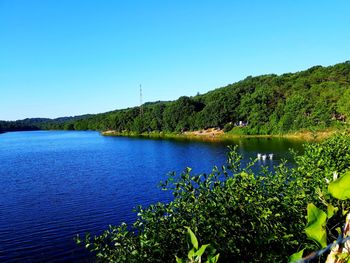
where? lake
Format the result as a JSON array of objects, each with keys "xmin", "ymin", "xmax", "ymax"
[{"xmin": 0, "ymin": 131, "xmax": 304, "ymax": 262}]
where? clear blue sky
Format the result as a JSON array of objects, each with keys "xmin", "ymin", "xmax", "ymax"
[{"xmin": 1, "ymin": 0, "xmax": 349, "ymax": 120}]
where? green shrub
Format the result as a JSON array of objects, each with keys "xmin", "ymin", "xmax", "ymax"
[
  {"xmin": 223, "ymin": 123, "xmax": 234, "ymax": 132},
  {"xmin": 77, "ymin": 134, "xmax": 350, "ymax": 262}
]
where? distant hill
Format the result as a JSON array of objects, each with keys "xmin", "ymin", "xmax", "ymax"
[
  {"xmin": 0, "ymin": 115, "xmax": 91, "ymax": 132},
  {"xmin": 1, "ymin": 61, "xmax": 350, "ymax": 134}
]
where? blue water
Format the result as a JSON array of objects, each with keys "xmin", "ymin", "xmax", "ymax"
[{"xmin": 0, "ymin": 131, "xmax": 303, "ymax": 262}]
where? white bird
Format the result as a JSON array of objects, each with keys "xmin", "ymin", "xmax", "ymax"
[
  {"xmin": 262, "ymin": 154, "xmax": 267, "ymax": 161},
  {"xmin": 257, "ymin": 153, "xmax": 262, "ymax": 160},
  {"xmin": 268, "ymin": 154, "xmax": 274, "ymax": 160}
]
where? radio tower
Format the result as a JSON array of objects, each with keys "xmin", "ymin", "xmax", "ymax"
[{"xmin": 139, "ymin": 84, "xmax": 143, "ymax": 116}]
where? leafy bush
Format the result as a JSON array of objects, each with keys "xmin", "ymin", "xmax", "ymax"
[
  {"xmin": 223, "ymin": 123, "xmax": 234, "ymax": 132},
  {"xmin": 293, "ymin": 133, "xmax": 350, "ymax": 205},
  {"xmin": 289, "ymin": 134, "xmax": 350, "ymax": 262},
  {"xmin": 77, "ymin": 134, "xmax": 350, "ymax": 262}
]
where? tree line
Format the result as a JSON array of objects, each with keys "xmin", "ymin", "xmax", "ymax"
[{"xmin": 1, "ymin": 61, "xmax": 350, "ymax": 134}]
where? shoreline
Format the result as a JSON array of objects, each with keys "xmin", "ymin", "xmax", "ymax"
[{"xmin": 101, "ymin": 128, "xmax": 347, "ymax": 142}]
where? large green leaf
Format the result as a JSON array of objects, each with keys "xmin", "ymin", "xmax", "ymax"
[
  {"xmin": 328, "ymin": 171, "xmax": 350, "ymax": 200},
  {"xmin": 187, "ymin": 248, "xmax": 195, "ymax": 260},
  {"xmin": 186, "ymin": 227, "xmax": 199, "ymax": 250},
  {"xmin": 305, "ymin": 203, "xmax": 327, "ymax": 248},
  {"xmin": 194, "ymin": 244, "xmax": 209, "ymax": 257},
  {"xmin": 288, "ymin": 249, "xmax": 304, "ymax": 263}
]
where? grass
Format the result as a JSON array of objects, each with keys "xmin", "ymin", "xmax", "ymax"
[{"xmin": 102, "ymin": 127, "xmax": 350, "ymax": 143}]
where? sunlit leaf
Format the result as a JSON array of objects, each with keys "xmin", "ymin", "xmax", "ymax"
[
  {"xmin": 175, "ymin": 255, "xmax": 185, "ymax": 263},
  {"xmin": 327, "ymin": 204, "xmax": 338, "ymax": 219},
  {"xmin": 186, "ymin": 227, "xmax": 198, "ymax": 250},
  {"xmin": 194, "ymin": 244, "xmax": 209, "ymax": 257},
  {"xmin": 187, "ymin": 248, "xmax": 195, "ymax": 260},
  {"xmin": 288, "ymin": 249, "xmax": 304, "ymax": 263},
  {"xmin": 206, "ymin": 253, "xmax": 220, "ymax": 263},
  {"xmin": 328, "ymin": 171, "xmax": 350, "ymax": 200},
  {"xmin": 305, "ymin": 203, "xmax": 327, "ymax": 248}
]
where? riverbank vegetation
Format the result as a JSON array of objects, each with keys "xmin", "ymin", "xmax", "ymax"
[
  {"xmin": 77, "ymin": 134, "xmax": 350, "ymax": 262},
  {"xmin": 60, "ymin": 61, "xmax": 350, "ymax": 135},
  {"xmin": 101, "ymin": 127, "xmax": 339, "ymax": 142},
  {"xmin": 1, "ymin": 62, "xmax": 349, "ymax": 135}
]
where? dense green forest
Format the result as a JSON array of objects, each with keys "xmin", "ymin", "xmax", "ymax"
[{"xmin": 1, "ymin": 61, "xmax": 350, "ymax": 134}]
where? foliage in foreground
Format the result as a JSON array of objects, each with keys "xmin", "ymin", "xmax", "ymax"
[
  {"xmin": 77, "ymin": 134, "xmax": 350, "ymax": 262},
  {"xmin": 175, "ymin": 227, "xmax": 219, "ymax": 263},
  {"xmin": 290, "ymin": 158, "xmax": 350, "ymax": 261}
]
